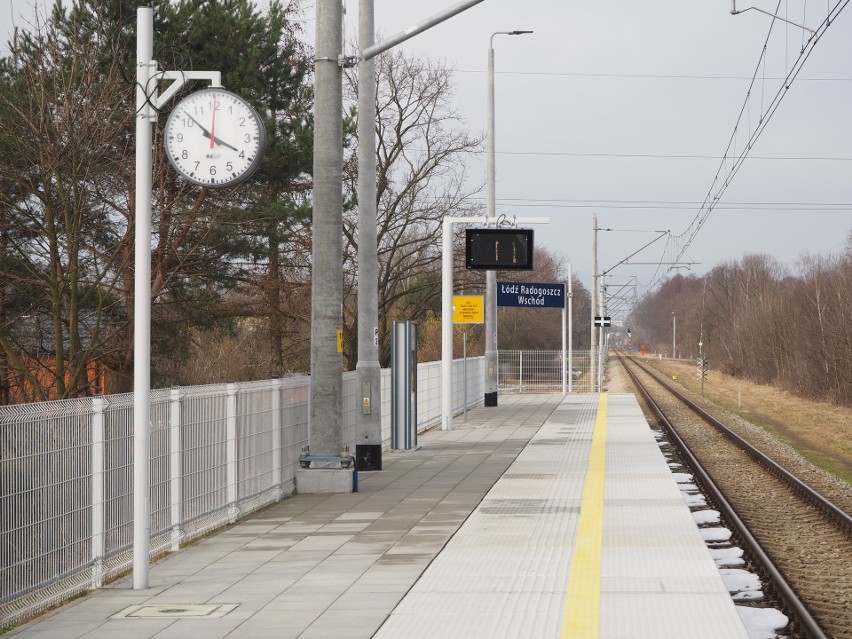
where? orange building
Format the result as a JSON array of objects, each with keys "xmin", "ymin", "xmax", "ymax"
[{"xmin": 5, "ymin": 357, "xmax": 116, "ymax": 404}]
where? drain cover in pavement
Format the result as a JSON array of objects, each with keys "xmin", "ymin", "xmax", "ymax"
[{"xmin": 113, "ymin": 604, "xmax": 238, "ymax": 619}]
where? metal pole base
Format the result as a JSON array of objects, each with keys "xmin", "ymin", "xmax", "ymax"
[
  {"xmin": 484, "ymin": 391, "xmax": 498, "ymax": 407},
  {"xmin": 355, "ymin": 444, "xmax": 382, "ymax": 471}
]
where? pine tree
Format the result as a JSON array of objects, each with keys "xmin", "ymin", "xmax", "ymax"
[{"xmin": 0, "ymin": 0, "xmax": 314, "ymax": 399}]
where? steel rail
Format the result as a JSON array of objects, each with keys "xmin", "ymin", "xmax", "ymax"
[
  {"xmin": 628, "ymin": 354, "xmax": 852, "ymax": 531},
  {"xmin": 620, "ymin": 354, "xmax": 829, "ymax": 639}
]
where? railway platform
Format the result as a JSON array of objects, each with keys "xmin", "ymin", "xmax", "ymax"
[{"xmin": 6, "ymin": 393, "xmax": 749, "ymax": 639}]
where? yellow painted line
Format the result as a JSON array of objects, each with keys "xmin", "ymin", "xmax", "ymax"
[{"xmin": 561, "ymin": 393, "xmax": 608, "ymax": 638}]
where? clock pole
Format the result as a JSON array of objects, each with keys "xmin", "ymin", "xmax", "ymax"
[
  {"xmin": 132, "ymin": 6, "xmax": 223, "ymax": 590},
  {"xmin": 133, "ymin": 6, "xmax": 154, "ymax": 591}
]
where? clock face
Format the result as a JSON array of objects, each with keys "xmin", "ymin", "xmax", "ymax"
[{"xmin": 163, "ymin": 88, "xmax": 266, "ymax": 188}]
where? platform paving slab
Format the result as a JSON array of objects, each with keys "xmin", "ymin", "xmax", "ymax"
[
  {"xmin": 6, "ymin": 394, "xmax": 746, "ymax": 638},
  {"xmin": 4, "ymin": 395, "xmax": 558, "ymax": 639},
  {"xmin": 373, "ymin": 394, "xmax": 749, "ymax": 639}
]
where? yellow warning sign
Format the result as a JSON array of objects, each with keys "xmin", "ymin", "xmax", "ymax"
[
  {"xmin": 337, "ymin": 329, "xmax": 343, "ymax": 353},
  {"xmin": 452, "ymin": 295, "xmax": 484, "ymax": 324}
]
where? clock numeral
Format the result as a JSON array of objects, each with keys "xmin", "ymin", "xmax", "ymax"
[{"xmin": 165, "ymin": 89, "xmax": 265, "ymax": 188}]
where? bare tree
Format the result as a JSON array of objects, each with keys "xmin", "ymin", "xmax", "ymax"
[
  {"xmin": 342, "ymin": 49, "xmax": 483, "ymax": 367},
  {"xmin": 797, "ymin": 247, "xmax": 852, "ymax": 403},
  {"xmin": 496, "ymin": 247, "xmax": 584, "ymax": 350},
  {"xmin": 630, "ymin": 241, "xmax": 852, "ymax": 407},
  {"xmin": 0, "ymin": 1, "xmax": 314, "ymax": 399},
  {"xmin": 0, "ymin": 10, "xmax": 132, "ymax": 399}
]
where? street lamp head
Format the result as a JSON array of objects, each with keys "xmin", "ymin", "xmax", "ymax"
[{"xmin": 491, "ymin": 30, "xmax": 534, "ymax": 46}]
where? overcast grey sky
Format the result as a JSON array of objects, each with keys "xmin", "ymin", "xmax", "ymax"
[
  {"xmin": 3, "ymin": 0, "xmax": 851, "ymax": 304},
  {"xmin": 361, "ymin": 0, "xmax": 852, "ymax": 300},
  {"xmin": 1, "ymin": 0, "xmax": 49, "ymax": 55}
]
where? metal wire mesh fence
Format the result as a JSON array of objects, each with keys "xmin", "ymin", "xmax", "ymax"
[
  {"xmin": 0, "ymin": 358, "xmax": 484, "ymax": 627},
  {"xmin": 498, "ymin": 350, "xmax": 594, "ymax": 393}
]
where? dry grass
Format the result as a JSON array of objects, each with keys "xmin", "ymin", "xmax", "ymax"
[{"xmin": 641, "ymin": 356, "xmax": 852, "ymax": 486}]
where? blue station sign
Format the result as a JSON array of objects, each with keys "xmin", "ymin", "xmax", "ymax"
[{"xmin": 497, "ymin": 281, "xmax": 565, "ymax": 308}]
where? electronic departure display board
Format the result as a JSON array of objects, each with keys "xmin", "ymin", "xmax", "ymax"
[{"xmin": 465, "ymin": 228, "xmax": 534, "ymax": 270}]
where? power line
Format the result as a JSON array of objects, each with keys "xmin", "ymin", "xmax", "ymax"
[
  {"xmin": 418, "ymin": 191, "xmax": 852, "ymax": 210},
  {"xmin": 483, "ymin": 150, "xmax": 852, "ymax": 161},
  {"xmin": 654, "ymin": 0, "xmax": 852, "ymax": 290},
  {"xmin": 493, "ymin": 197, "xmax": 852, "ymax": 207},
  {"xmin": 454, "ymin": 69, "xmax": 852, "ymax": 82},
  {"xmin": 445, "ymin": 194, "xmax": 852, "ymax": 210},
  {"xmin": 488, "ymin": 201, "xmax": 852, "ymax": 211}
]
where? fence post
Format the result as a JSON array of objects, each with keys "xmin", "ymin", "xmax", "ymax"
[
  {"xmin": 271, "ymin": 377, "xmax": 282, "ymax": 496},
  {"xmin": 463, "ymin": 332, "xmax": 468, "ymax": 422},
  {"xmin": 226, "ymin": 382, "xmax": 238, "ymax": 523},
  {"xmin": 169, "ymin": 387, "xmax": 183, "ymax": 551},
  {"xmin": 91, "ymin": 396, "xmax": 106, "ymax": 589},
  {"xmin": 519, "ymin": 351, "xmax": 523, "ymax": 392}
]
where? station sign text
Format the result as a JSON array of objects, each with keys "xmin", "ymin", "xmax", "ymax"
[{"xmin": 497, "ymin": 281, "xmax": 565, "ymax": 308}]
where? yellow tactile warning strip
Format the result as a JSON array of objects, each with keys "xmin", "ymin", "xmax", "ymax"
[
  {"xmin": 561, "ymin": 392, "xmax": 607, "ymax": 637},
  {"xmin": 374, "ymin": 394, "xmax": 750, "ymax": 638}
]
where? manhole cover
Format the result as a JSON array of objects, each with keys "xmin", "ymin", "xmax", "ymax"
[{"xmin": 113, "ymin": 604, "xmax": 238, "ymax": 619}]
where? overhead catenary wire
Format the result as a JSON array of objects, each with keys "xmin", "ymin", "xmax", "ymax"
[{"xmin": 651, "ymin": 0, "xmax": 852, "ymax": 290}]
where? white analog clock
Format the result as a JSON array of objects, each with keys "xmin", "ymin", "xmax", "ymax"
[{"xmin": 163, "ymin": 88, "xmax": 266, "ymax": 188}]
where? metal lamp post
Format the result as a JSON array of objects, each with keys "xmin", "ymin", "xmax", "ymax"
[
  {"xmin": 309, "ymin": 0, "xmax": 486, "ymax": 472},
  {"xmin": 485, "ymin": 29, "xmax": 532, "ymax": 407},
  {"xmin": 355, "ymin": 0, "xmax": 382, "ymax": 471},
  {"xmin": 349, "ymin": 0, "xmax": 487, "ymax": 470}
]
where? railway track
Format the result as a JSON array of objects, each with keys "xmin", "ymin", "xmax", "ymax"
[{"xmin": 613, "ymin": 353, "xmax": 852, "ymax": 639}]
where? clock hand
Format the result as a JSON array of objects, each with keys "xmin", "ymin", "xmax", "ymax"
[
  {"xmin": 184, "ymin": 111, "xmax": 240, "ymax": 152},
  {"xmin": 204, "ymin": 133, "xmax": 239, "ymax": 151},
  {"xmin": 209, "ymin": 136, "xmax": 239, "ymax": 153},
  {"xmin": 210, "ymin": 94, "xmax": 216, "ymax": 149},
  {"xmin": 185, "ymin": 112, "xmax": 212, "ymax": 138}
]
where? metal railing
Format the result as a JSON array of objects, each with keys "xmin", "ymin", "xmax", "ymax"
[
  {"xmin": 498, "ymin": 349, "xmax": 594, "ymax": 393},
  {"xmin": 0, "ymin": 357, "xmax": 484, "ymax": 627}
]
